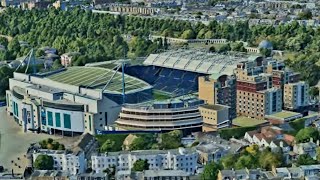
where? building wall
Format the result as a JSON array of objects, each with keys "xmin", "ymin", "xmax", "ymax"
[
  {"xmin": 92, "ymin": 149, "xmax": 198, "ymax": 174},
  {"xmin": 198, "ymin": 77, "xmax": 215, "ymax": 105},
  {"xmin": 33, "ymin": 151, "xmax": 86, "ymax": 175},
  {"xmin": 199, "ymin": 105, "xmax": 229, "ymax": 132},
  {"xmin": 284, "ymin": 82, "xmax": 309, "ymax": 110}
]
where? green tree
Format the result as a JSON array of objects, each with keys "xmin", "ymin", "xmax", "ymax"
[
  {"xmin": 295, "ymin": 127, "xmax": 319, "ymax": 143},
  {"xmin": 235, "ymin": 155, "xmax": 257, "ymax": 169},
  {"xmin": 34, "ymin": 155, "xmax": 54, "ymax": 170},
  {"xmin": 296, "ymin": 154, "xmax": 318, "ymax": 165},
  {"xmin": 260, "ymin": 48, "xmax": 272, "ymax": 57},
  {"xmin": 259, "ymin": 150, "xmax": 282, "ymax": 170},
  {"xmin": 201, "ymin": 162, "xmax": 222, "ymax": 180},
  {"xmin": 218, "ymin": 43, "xmax": 231, "ymax": 53},
  {"xmin": 204, "ymin": 30, "xmax": 214, "ymax": 39},
  {"xmin": 132, "ymin": 159, "xmax": 149, "ymax": 172},
  {"xmin": 159, "ymin": 130, "xmax": 182, "ymax": 149},
  {"xmin": 220, "ymin": 154, "xmax": 237, "ymax": 169},
  {"xmin": 309, "ymin": 87, "xmax": 319, "ymax": 98},
  {"xmin": 209, "ymin": 46, "xmax": 216, "ymax": 53},
  {"xmin": 180, "ymin": 29, "xmax": 196, "ymax": 39},
  {"xmin": 100, "ymin": 139, "xmax": 115, "ymax": 152}
]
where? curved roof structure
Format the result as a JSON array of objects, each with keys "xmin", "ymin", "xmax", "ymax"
[
  {"xmin": 143, "ymin": 50, "xmax": 254, "ymax": 76},
  {"xmin": 47, "ymin": 66, "xmax": 152, "ymax": 94}
]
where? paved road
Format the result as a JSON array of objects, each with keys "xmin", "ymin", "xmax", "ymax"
[{"xmin": 0, "ymin": 107, "xmax": 55, "ymax": 173}]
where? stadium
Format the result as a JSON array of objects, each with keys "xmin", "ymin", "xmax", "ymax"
[
  {"xmin": 6, "ymin": 66, "xmax": 153, "ymax": 135},
  {"xmin": 6, "ymin": 49, "xmax": 257, "ymax": 135}
]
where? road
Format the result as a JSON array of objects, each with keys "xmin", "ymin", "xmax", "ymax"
[{"xmin": 0, "ymin": 107, "xmax": 56, "ymax": 174}]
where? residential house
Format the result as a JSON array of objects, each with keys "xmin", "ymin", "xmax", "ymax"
[{"xmin": 293, "ymin": 141, "xmax": 317, "ymax": 159}]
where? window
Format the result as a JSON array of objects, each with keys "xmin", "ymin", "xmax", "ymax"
[
  {"xmin": 55, "ymin": 112, "xmax": 61, "ymax": 127},
  {"xmin": 47, "ymin": 111, "xmax": 53, "ymax": 126},
  {"xmin": 89, "ymin": 115, "xmax": 92, "ymax": 131},
  {"xmin": 64, "ymin": 114, "xmax": 71, "ymax": 129}
]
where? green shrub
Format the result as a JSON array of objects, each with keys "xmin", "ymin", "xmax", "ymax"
[{"xmin": 219, "ymin": 126, "xmax": 257, "ymax": 139}]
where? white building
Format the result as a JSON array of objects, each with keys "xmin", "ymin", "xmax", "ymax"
[
  {"xmin": 6, "ymin": 67, "xmax": 152, "ymax": 135},
  {"xmin": 293, "ymin": 142, "xmax": 317, "ymax": 159},
  {"xmin": 92, "ymin": 148, "xmax": 198, "ymax": 174},
  {"xmin": 33, "ymin": 149, "xmax": 86, "ymax": 175}
]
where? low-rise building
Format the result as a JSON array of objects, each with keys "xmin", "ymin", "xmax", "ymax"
[
  {"xmin": 199, "ymin": 104, "xmax": 230, "ymax": 132},
  {"xmin": 92, "ymin": 147, "xmax": 198, "ymax": 174},
  {"xmin": 218, "ymin": 168, "xmax": 262, "ymax": 180},
  {"xmin": 30, "ymin": 170, "xmax": 70, "ymax": 180},
  {"xmin": 293, "ymin": 142, "xmax": 317, "ymax": 159},
  {"xmin": 33, "ymin": 149, "xmax": 86, "ymax": 175}
]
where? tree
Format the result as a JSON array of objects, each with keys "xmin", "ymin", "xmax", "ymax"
[
  {"xmin": 209, "ymin": 46, "xmax": 216, "ymax": 53},
  {"xmin": 204, "ymin": 30, "xmax": 214, "ymax": 39},
  {"xmin": 180, "ymin": 29, "xmax": 196, "ymax": 39},
  {"xmin": 260, "ymin": 48, "xmax": 272, "ymax": 57},
  {"xmin": 159, "ymin": 130, "xmax": 183, "ymax": 150},
  {"xmin": 316, "ymin": 147, "xmax": 320, "ymax": 162},
  {"xmin": 235, "ymin": 155, "xmax": 257, "ymax": 169},
  {"xmin": 295, "ymin": 127, "xmax": 319, "ymax": 143},
  {"xmin": 259, "ymin": 150, "xmax": 282, "ymax": 170},
  {"xmin": 34, "ymin": 155, "xmax": 54, "ymax": 170},
  {"xmin": 220, "ymin": 154, "xmax": 237, "ymax": 169},
  {"xmin": 52, "ymin": 59, "xmax": 62, "ymax": 69},
  {"xmin": 218, "ymin": 44, "xmax": 231, "ymax": 53},
  {"xmin": 132, "ymin": 159, "xmax": 149, "ymax": 172},
  {"xmin": 100, "ymin": 139, "xmax": 115, "ymax": 152},
  {"xmin": 129, "ymin": 134, "xmax": 156, "ymax": 151},
  {"xmin": 296, "ymin": 154, "xmax": 318, "ymax": 165},
  {"xmin": 201, "ymin": 162, "xmax": 222, "ymax": 180},
  {"xmin": 309, "ymin": 87, "xmax": 319, "ymax": 98},
  {"xmin": 298, "ymin": 10, "xmax": 313, "ymax": 20},
  {"xmin": 245, "ymin": 144, "xmax": 259, "ymax": 156}
]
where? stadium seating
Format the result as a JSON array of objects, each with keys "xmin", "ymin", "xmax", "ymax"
[{"xmin": 124, "ymin": 65, "xmax": 205, "ymax": 96}]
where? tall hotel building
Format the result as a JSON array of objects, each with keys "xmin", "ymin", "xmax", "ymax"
[
  {"xmin": 235, "ymin": 57, "xmax": 282, "ymax": 119},
  {"xmin": 198, "ymin": 74, "xmax": 237, "ymax": 120}
]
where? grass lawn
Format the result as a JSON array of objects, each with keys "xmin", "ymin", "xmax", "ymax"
[
  {"xmin": 269, "ymin": 111, "xmax": 300, "ymax": 119},
  {"xmin": 233, "ymin": 116, "xmax": 267, "ymax": 127},
  {"xmin": 95, "ymin": 134, "xmax": 129, "ymax": 152},
  {"xmin": 153, "ymin": 90, "xmax": 172, "ymax": 100}
]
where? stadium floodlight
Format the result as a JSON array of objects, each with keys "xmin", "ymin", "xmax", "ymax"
[{"xmin": 15, "ymin": 48, "xmax": 36, "ymax": 74}]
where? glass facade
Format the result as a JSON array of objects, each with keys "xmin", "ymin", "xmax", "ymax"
[
  {"xmin": 89, "ymin": 115, "xmax": 92, "ymax": 131},
  {"xmin": 55, "ymin": 112, "xmax": 61, "ymax": 127},
  {"xmin": 41, "ymin": 108, "xmax": 46, "ymax": 125},
  {"xmin": 47, "ymin": 111, "xmax": 53, "ymax": 126},
  {"xmin": 63, "ymin": 114, "xmax": 71, "ymax": 129},
  {"xmin": 13, "ymin": 101, "xmax": 19, "ymax": 117}
]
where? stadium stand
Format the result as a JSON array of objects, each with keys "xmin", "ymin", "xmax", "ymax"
[{"xmin": 124, "ymin": 65, "xmax": 205, "ymax": 96}]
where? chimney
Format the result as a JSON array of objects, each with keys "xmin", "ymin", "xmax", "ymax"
[{"xmin": 317, "ymin": 140, "xmax": 319, "ymax": 146}]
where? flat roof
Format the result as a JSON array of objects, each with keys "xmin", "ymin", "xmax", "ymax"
[
  {"xmin": 232, "ymin": 116, "xmax": 268, "ymax": 127},
  {"xmin": 47, "ymin": 67, "xmax": 152, "ymax": 94},
  {"xmin": 269, "ymin": 111, "xmax": 301, "ymax": 119},
  {"xmin": 200, "ymin": 104, "xmax": 229, "ymax": 111}
]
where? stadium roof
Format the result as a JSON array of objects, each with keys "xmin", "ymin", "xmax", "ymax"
[
  {"xmin": 143, "ymin": 50, "xmax": 260, "ymax": 76},
  {"xmin": 47, "ymin": 66, "xmax": 152, "ymax": 94}
]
